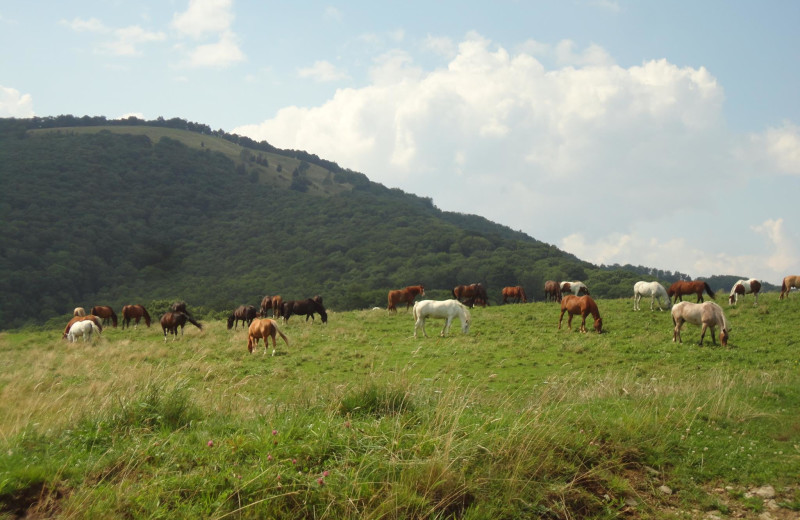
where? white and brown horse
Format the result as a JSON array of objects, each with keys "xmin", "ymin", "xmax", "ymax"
[
  {"xmin": 671, "ymin": 301, "xmax": 730, "ymax": 347},
  {"xmin": 728, "ymin": 279, "xmax": 761, "ymax": 306},
  {"xmin": 560, "ymin": 281, "xmax": 589, "ymax": 297},
  {"xmin": 780, "ymin": 275, "xmax": 800, "ymax": 300}
]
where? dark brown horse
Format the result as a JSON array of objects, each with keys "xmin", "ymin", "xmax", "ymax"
[
  {"xmin": 170, "ymin": 301, "xmax": 193, "ymax": 316},
  {"xmin": 667, "ymin": 280, "xmax": 715, "ymax": 303},
  {"xmin": 453, "ymin": 283, "xmax": 489, "ymax": 307},
  {"xmin": 281, "ymin": 298, "xmax": 328, "ymax": 323},
  {"xmin": 501, "ymin": 286, "xmax": 527, "ymax": 304},
  {"xmin": 121, "ymin": 304, "xmax": 151, "ymax": 329},
  {"xmin": 227, "ymin": 305, "xmax": 258, "ymax": 329},
  {"xmin": 780, "ymin": 275, "xmax": 800, "ymax": 300},
  {"xmin": 90, "ymin": 305, "xmax": 117, "ymax": 327},
  {"xmin": 160, "ymin": 311, "xmax": 202, "ymax": 341},
  {"xmin": 544, "ymin": 280, "xmax": 562, "ymax": 302},
  {"xmin": 62, "ymin": 315, "xmax": 103, "ymax": 339},
  {"xmin": 247, "ymin": 318, "xmax": 290, "ymax": 355},
  {"xmin": 558, "ymin": 295, "xmax": 603, "ymax": 333},
  {"xmin": 259, "ymin": 295, "xmax": 276, "ymax": 317},
  {"xmin": 387, "ymin": 285, "xmax": 425, "ymax": 312}
]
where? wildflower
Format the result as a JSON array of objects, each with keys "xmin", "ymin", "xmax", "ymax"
[
  {"xmin": 323, "ymin": 470, "xmax": 330, "ymax": 477},
  {"xmin": 292, "ymin": 458, "xmax": 297, "ymax": 465},
  {"xmin": 317, "ymin": 477, "xmax": 325, "ymax": 486},
  {"xmin": 267, "ymin": 454, "xmax": 273, "ymax": 461},
  {"xmin": 272, "ymin": 429, "xmax": 278, "ymax": 436},
  {"xmin": 207, "ymin": 440, "xmax": 214, "ymax": 447}
]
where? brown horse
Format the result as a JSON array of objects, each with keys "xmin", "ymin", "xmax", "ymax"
[
  {"xmin": 90, "ymin": 305, "xmax": 118, "ymax": 327},
  {"xmin": 728, "ymin": 279, "xmax": 761, "ymax": 306},
  {"xmin": 281, "ymin": 298, "xmax": 328, "ymax": 323},
  {"xmin": 453, "ymin": 283, "xmax": 489, "ymax": 307},
  {"xmin": 227, "ymin": 305, "xmax": 258, "ymax": 329},
  {"xmin": 62, "ymin": 315, "xmax": 103, "ymax": 339},
  {"xmin": 387, "ymin": 285, "xmax": 425, "ymax": 312},
  {"xmin": 160, "ymin": 311, "xmax": 202, "ymax": 341},
  {"xmin": 247, "ymin": 318, "xmax": 290, "ymax": 355},
  {"xmin": 544, "ymin": 280, "xmax": 562, "ymax": 302},
  {"xmin": 121, "ymin": 304, "xmax": 151, "ymax": 328},
  {"xmin": 501, "ymin": 286, "xmax": 527, "ymax": 303},
  {"xmin": 259, "ymin": 295, "xmax": 276, "ymax": 317},
  {"xmin": 73, "ymin": 307, "xmax": 86, "ymax": 317},
  {"xmin": 780, "ymin": 275, "xmax": 800, "ymax": 299},
  {"xmin": 667, "ymin": 280, "xmax": 715, "ymax": 303},
  {"xmin": 558, "ymin": 295, "xmax": 603, "ymax": 333}
]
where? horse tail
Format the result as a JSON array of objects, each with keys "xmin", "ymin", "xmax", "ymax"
[
  {"xmin": 276, "ymin": 324, "xmax": 289, "ymax": 346},
  {"xmin": 187, "ymin": 314, "xmax": 203, "ymax": 330},
  {"xmin": 142, "ymin": 307, "xmax": 151, "ymax": 326},
  {"xmin": 704, "ymin": 282, "xmax": 715, "ymax": 299},
  {"xmin": 781, "ymin": 277, "xmax": 788, "ymax": 293}
]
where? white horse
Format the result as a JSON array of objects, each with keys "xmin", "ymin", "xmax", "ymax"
[
  {"xmin": 67, "ymin": 320, "xmax": 100, "ymax": 343},
  {"xmin": 412, "ymin": 299, "xmax": 471, "ymax": 338},
  {"xmin": 633, "ymin": 281, "xmax": 671, "ymax": 311},
  {"xmin": 729, "ymin": 278, "xmax": 761, "ymax": 306},
  {"xmin": 560, "ymin": 281, "xmax": 589, "ymax": 296},
  {"xmin": 671, "ymin": 301, "xmax": 730, "ymax": 347}
]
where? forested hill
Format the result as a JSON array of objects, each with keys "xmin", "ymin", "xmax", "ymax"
[{"xmin": 0, "ymin": 117, "xmax": 772, "ymax": 328}]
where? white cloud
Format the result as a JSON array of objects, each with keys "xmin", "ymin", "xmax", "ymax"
[
  {"xmin": 60, "ymin": 17, "xmax": 108, "ymax": 33},
  {"xmin": 748, "ymin": 123, "xmax": 800, "ymax": 175},
  {"xmin": 172, "ymin": 0, "xmax": 244, "ymax": 68},
  {"xmin": 103, "ymin": 25, "xmax": 166, "ymax": 56},
  {"xmin": 0, "ymin": 85, "xmax": 34, "ymax": 117},
  {"xmin": 183, "ymin": 31, "xmax": 244, "ymax": 68},
  {"xmin": 423, "ymin": 35, "xmax": 456, "ymax": 58},
  {"xmin": 325, "ymin": 7, "xmax": 343, "ymax": 22},
  {"xmin": 297, "ymin": 61, "xmax": 350, "ymax": 82}
]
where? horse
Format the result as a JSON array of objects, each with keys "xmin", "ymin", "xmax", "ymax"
[
  {"xmin": 247, "ymin": 318, "xmax": 290, "ymax": 356},
  {"xmin": 501, "ymin": 286, "xmax": 527, "ymax": 304},
  {"xmin": 63, "ymin": 315, "xmax": 103, "ymax": 339},
  {"xmin": 160, "ymin": 311, "xmax": 202, "ymax": 342},
  {"xmin": 170, "ymin": 301, "xmax": 194, "ymax": 317},
  {"xmin": 633, "ymin": 281, "xmax": 671, "ymax": 311},
  {"xmin": 729, "ymin": 279, "xmax": 761, "ymax": 306},
  {"xmin": 671, "ymin": 301, "xmax": 730, "ymax": 347},
  {"xmin": 270, "ymin": 296, "xmax": 283, "ymax": 319},
  {"xmin": 121, "ymin": 304, "xmax": 151, "ymax": 329},
  {"xmin": 67, "ymin": 320, "xmax": 101, "ymax": 343},
  {"xmin": 667, "ymin": 280, "xmax": 715, "ymax": 303},
  {"xmin": 452, "ymin": 283, "xmax": 489, "ymax": 307},
  {"xmin": 90, "ymin": 305, "xmax": 118, "ymax": 327},
  {"xmin": 387, "ymin": 285, "xmax": 425, "ymax": 312},
  {"xmin": 560, "ymin": 281, "xmax": 589, "ymax": 297},
  {"xmin": 227, "ymin": 305, "xmax": 258, "ymax": 329},
  {"xmin": 281, "ymin": 298, "xmax": 328, "ymax": 323},
  {"xmin": 259, "ymin": 295, "xmax": 274, "ymax": 317},
  {"xmin": 412, "ymin": 299, "xmax": 471, "ymax": 338},
  {"xmin": 558, "ymin": 295, "xmax": 602, "ymax": 333},
  {"xmin": 780, "ymin": 275, "xmax": 800, "ymax": 300},
  {"xmin": 73, "ymin": 307, "xmax": 86, "ymax": 317},
  {"xmin": 544, "ymin": 280, "xmax": 562, "ymax": 302}
]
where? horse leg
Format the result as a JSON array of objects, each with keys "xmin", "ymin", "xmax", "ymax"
[
  {"xmin": 441, "ymin": 317, "xmax": 452, "ymax": 337},
  {"xmin": 673, "ymin": 318, "xmax": 683, "ymax": 343},
  {"xmin": 580, "ymin": 312, "xmax": 588, "ymax": 333},
  {"xmin": 416, "ymin": 318, "xmax": 427, "ymax": 338},
  {"xmin": 558, "ymin": 309, "xmax": 566, "ymax": 329}
]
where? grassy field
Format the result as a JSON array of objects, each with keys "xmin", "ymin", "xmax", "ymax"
[{"xmin": 1, "ymin": 294, "xmax": 799, "ymax": 519}]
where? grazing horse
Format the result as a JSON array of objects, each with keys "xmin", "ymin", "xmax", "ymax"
[
  {"xmin": 281, "ymin": 298, "xmax": 328, "ymax": 323},
  {"xmin": 671, "ymin": 301, "xmax": 730, "ymax": 346},
  {"xmin": 412, "ymin": 299, "xmax": 471, "ymax": 338},
  {"xmin": 63, "ymin": 315, "xmax": 103, "ymax": 339},
  {"xmin": 247, "ymin": 318, "xmax": 290, "ymax": 355},
  {"xmin": 90, "ymin": 305, "xmax": 118, "ymax": 327},
  {"xmin": 453, "ymin": 283, "xmax": 489, "ymax": 307},
  {"xmin": 67, "ymin": 320, "xmax": 101, "ymax": 343},
  {"xmin": 270, "ymin": 296, "xmax": 283, "ymax": 320},
  {"xmin": 667, "ymin": 280, "xmax": 715, "ymax": 303},
  {"xmin": 544, "ymin": 280, "xmax": 562, "ymax": 302},
  {"xmin": 387, "ymin": 285, "xmax": 425, "ymax": 312},
  {"xmin": 227, "ymin": 305, "xmax": 258, "ymax": 329},
  {"xmin": 73, "ymin": 307, "xmax": 86, "ymax": 317},
  {"xmin": 560, "ymin": 281, "xmax": 589, "ymax": 297},
  {"xmin": 558, "ymin": 295, "xmax": 603, "ymax": 333},
  {"xmin": 502, "ymin": 286, "xmax": 527, "ymax": 304},
  {"xmin": 121, "ymin": 305, "xmax": 151, "ymax": 328},
  {"xmin": 780, "ymin": 275, "xmax": 800, "ymax": 300},
  {"xmin": 633, "ymin": 281, "xmax": 671, "ymax": 311},
  {"xmin": 259, "ymin": 295, "xmax": 274, "ymax": 317},
  {"xmin": 160, "ymin": 311, "xmax": 202, "ymax": 342},
  {"xmin": 170, "ymin": 301, "xmax": 195, "ymax": 317},
  {"xmin": 729, "ymin": 279, "xmax": 761, "ymax": 306}
]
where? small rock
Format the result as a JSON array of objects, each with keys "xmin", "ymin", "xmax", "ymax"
[
  {"xmin": 757, "ymin": 512, "xmax": 776, "ymax": 520},
  {"xmin": 750, "ymin": 485, "xmax": 776, "ymax": 499},
  {"xmin": 624, "ymin": 497, "xmax": 638, "ymax": 507},
  {"xmin": 659, "ymin": 485, "xmax": 673, "ymax": 495}
]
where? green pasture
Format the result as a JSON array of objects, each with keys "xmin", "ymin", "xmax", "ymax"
[{"xmin": 1, "ymin": 293, "xmax": 799, "ymax": 518}]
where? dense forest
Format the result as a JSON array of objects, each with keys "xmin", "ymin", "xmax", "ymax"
[{"xmin": 0, "ymin": 117, "xmax": 774, "ymax": 329}]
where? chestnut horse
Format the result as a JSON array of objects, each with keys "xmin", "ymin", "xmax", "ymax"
[
  {"xmin": 558, "ymin": 295, "xmax": 603, "ymax": 333},
  {"xmin": 667, "ymin": 280, "xmax": 715, "ymax": 303},
  {"xmin": 247, "ymin": 318, "xmax": 290, "ymax": 355},
  {"xmin": 544, "ymin": 280, "xmax": 562, "ymax": 302},
  {"xmin": 780, "ymin": 275, "xmax": 800, "ymax": 300},
  {"xmin": 672, "ymin": 301, "xmax": 730, "ymax": 346},
  {"xmin": 453, "ymin": 283, "xmax": 489, "ymax": 307},
  {"xmin": 62, "ymin": 315, "xmax": 103, "ymax": 339},
  {"xmin": 387, "ymin": 285, "xmax": 425, "ymax": 312},
  {"xmin": 160, "ymin": 311, "xmax": 202, "ymax": 342},
  {"xmin": 259, "ymin": 295, "xmax": 277, "ymax": 317},
  {"xmin": 502, "ymin": 286, "xmax": 527, "ymax": 304},
  {"xmin": 121, "ymin": 304, "xmax": 151, "ymax": 328},
  {"xmin": 227, "ymin": 305, "xmax": 258, "ymax": 329},
  {"xmin": 91, "ymin": 305, "xmax": 118, "ymax": 327},
  {"xmin": 729, "ymin": 279, "xmax": 761, "ymax": 306}
]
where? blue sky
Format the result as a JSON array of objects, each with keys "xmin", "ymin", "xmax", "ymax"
[{"xmin": 2, "ymin": 1, "xmax": 799, "ymax": 285}]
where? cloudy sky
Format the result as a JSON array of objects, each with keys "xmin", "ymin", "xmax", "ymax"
[{"xmin": 2, "ymin": 1, "xmax": 799, "ymax": 284}]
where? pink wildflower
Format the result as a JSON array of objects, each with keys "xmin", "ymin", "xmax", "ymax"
[{"xmin": 207, "ymin": 440, "xmax": 213, "ymax": 447}]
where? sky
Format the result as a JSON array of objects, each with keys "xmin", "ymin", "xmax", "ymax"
[{"xmin": 2, "ymin": 1, "xmax": 799, "ymax": 285}]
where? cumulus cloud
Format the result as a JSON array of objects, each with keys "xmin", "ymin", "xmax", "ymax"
[
  {"xmin": 61, "ymin": 16, "xmax": 165, "ymax": 56},
  {"xmin": 748, "ymin": 123, "xmax": 800, "ymax": 175},
  {"xmin": 172, "ymin": 0, "xmax": 244, "ymax": 68},
  {"xmin": 297, "ymin": 61, "xmax": 350, "ymax": 82},
  {"xmin": 0, "ymin": 85, "xmax": 34, "ymax": 117}
]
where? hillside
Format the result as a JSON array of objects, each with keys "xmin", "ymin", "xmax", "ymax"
[{"xmin": 0, "ymin": 116, "xmax": 773, "ymax": 328}]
